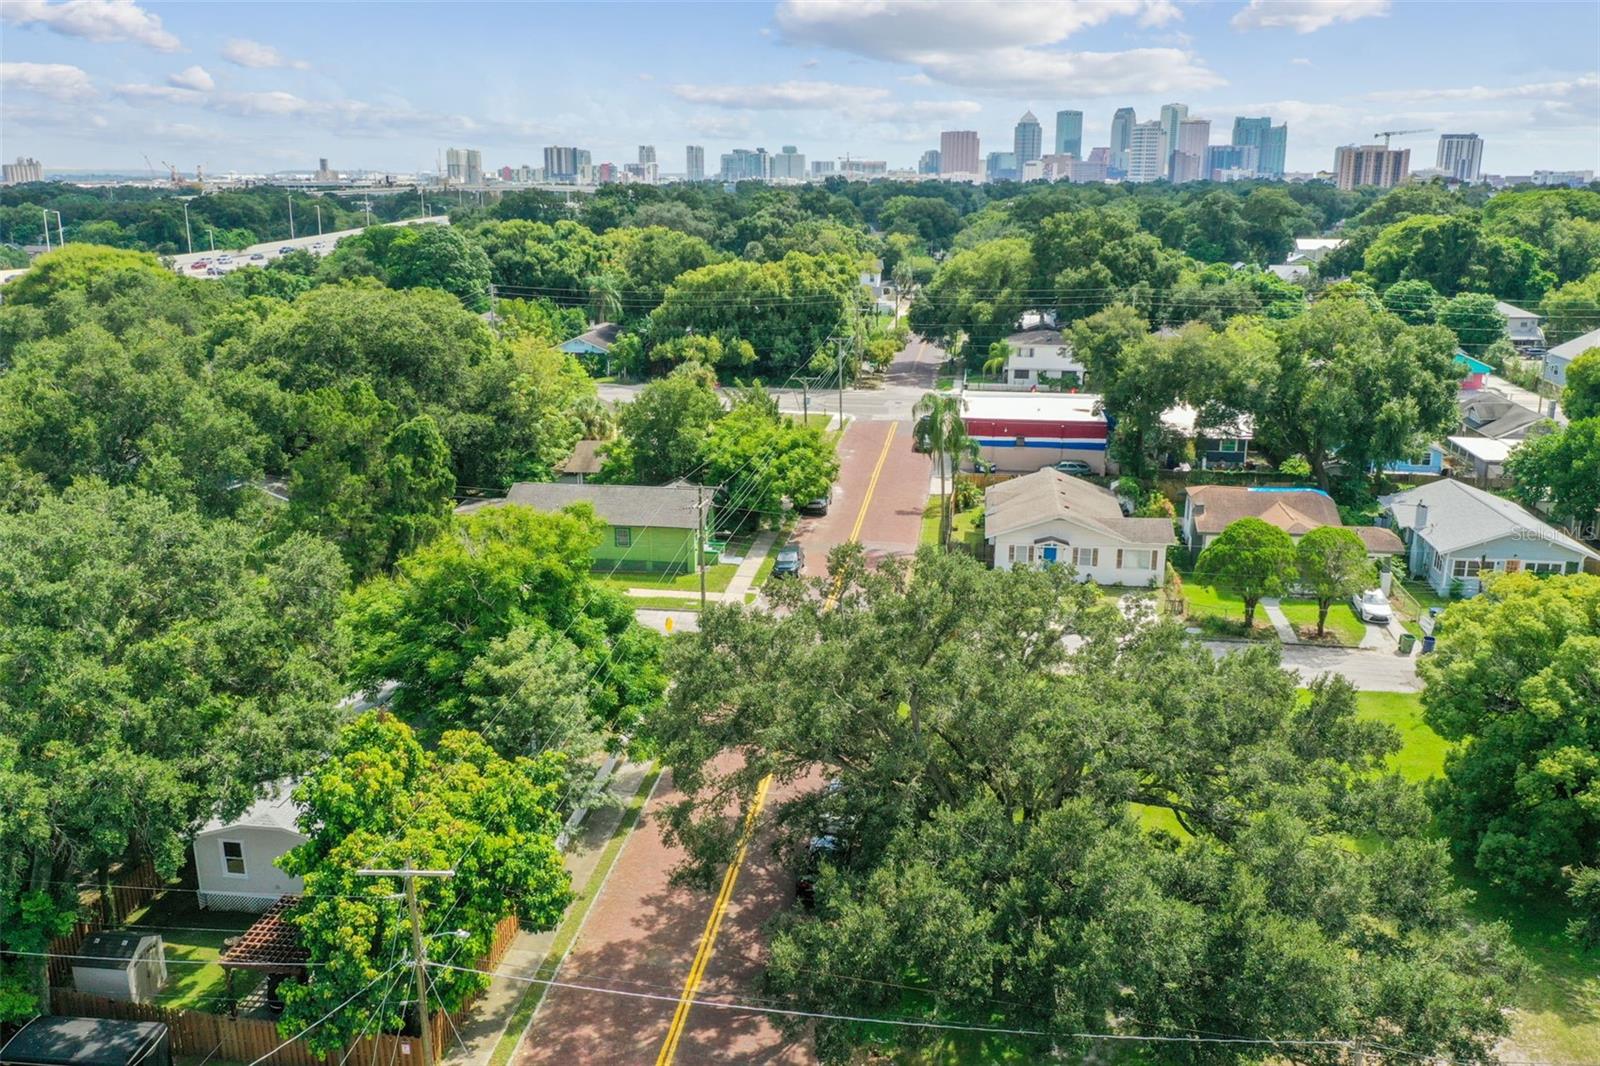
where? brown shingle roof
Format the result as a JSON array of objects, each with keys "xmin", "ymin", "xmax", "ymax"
[
  {"xmin": 557, "ymin": 439, "xmax": 607, "ymax": 476},
  {"xmin": 1185, "ymin": 485, "xmax": 1401, "ymax": 553}
]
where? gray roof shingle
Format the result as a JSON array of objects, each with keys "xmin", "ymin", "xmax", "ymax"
[
  {"xmin": 1380, "ymin": 479, "xmax": 1598, "ymax": 560},
  {"xmin": 503, "ymin": 482, "xmax": 706, "ymax": 530},
  {"xmin": 986, "ymin": 469, "xmax": 1174, "ymax": 545}
]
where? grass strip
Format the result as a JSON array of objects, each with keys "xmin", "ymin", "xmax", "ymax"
[{"xmin": 485, "ymin": 765, "xmax": 663, "ymax": 1066}]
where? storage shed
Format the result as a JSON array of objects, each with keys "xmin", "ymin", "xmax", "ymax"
[
  {"xmin": 69, "ymin": 932, "xmax": 167, "ymax": 1003},
  {"xmin": 0, "ymin": 1017, "xmax": 171, "ymax": 1066}
]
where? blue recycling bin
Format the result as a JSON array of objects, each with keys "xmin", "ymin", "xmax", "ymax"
[{"xmin": 1421, "ymin": 634, "xmax": 1436, "ymax": 654}]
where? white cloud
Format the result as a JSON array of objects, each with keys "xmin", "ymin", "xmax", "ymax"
[
  {"xmin": 672, "ymin": 80, "xmax": 888, "ymax": 109},
  {"xmin": 1, "ymin": 0, "xmax": 179, "ymax": 51},
  {"xmin": 1231, "ymin": 0, "xmax": 1390, "ymax": 34},
  {"xmin": 773, "ymin": 0, "xmax": 1214, "ymax": 97},
  {"xmin": 221, "ymin": 38, "xmax": 309, "ymax": 70},
  {"xmin": 1368, "ymin": 74, "xmax": 1598, "ymax": 104},
  {"xmin": 1290, "ymin": 57, "xmax": 1313, "ymax": 66},
  {"xmin": 167, "ymin": 65, "xmax": 214, "ymax": 92},
  {"xmin": 1, "ymin": 60, "xmax": 97, "ymax": 101}
]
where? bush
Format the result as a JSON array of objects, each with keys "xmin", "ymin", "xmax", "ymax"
[
  {"xmin": 953, "ymin": 474, "xmax": 983, "ymax": 511},
  {"xmin": 1279, "ymin": 454, "xmax": 1312, "ymax": 477}
]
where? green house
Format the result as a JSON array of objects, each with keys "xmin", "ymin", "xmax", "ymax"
[{"xmin": 498, "ymin": 482, "xmax": 712, "ymax": 574}]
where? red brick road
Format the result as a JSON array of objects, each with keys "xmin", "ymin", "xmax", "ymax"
[{"xmin": 796, "ymin": 419, "xmax": 931, "ymax": 576}]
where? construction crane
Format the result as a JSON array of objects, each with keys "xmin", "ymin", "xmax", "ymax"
[
  {"xmin": 160, "ymin": 160, "xmax": 179, "ymax": 184},
  {"xmin": 1373, "ymin": 128, "xmax": 1433, "ymax": 148},
  {"xmin": 142, "ymin": 154, "xmax": 158, "ymax": 180}
]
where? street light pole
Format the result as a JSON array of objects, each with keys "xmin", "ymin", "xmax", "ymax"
[
  {"xmin": 315, "ymin": 203, "xmax": 322, "ymax": 235},
  {"xmin": 52, "ymin": 211, "xmax": 65, "ymax": 247},
  {"xmin": 182, "ymin": 202, "xmax": 193, "ymax": 254},
  {"xmin": 287, "ymin": 194, "xmax": 296, "ymax": 239},
  {"xmin": 208, "ymin": 227, "xmax": 215, "ymax": 253},
  {"xmin": 355, "ymin": 861, "xmax": 454, "ymax": 1066},
  {"xmin": 696, "ymin": 485, "xmax": 708, "ymax": 611}
]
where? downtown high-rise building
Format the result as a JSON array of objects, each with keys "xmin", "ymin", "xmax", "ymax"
[
  {"xmin": 685, "ymin": 145, "xmax": 705, "ymax": 181},
  {"xmin": 770, "ymin": 145, "xmax": 807, "ymax": 180},
  {"xmin": 1014, "ymin": 111, "xmax": 1043, "ymax": 167},
  {"xmin": 1158, "ymin": 103, "xmax": 1188, "ymax": 176},
  {"xmin": 1126, "ymin": 121, "xmax": 1169, "ymax": 184},
  {"xmin": 918, "ymin": 149, "xmax": 942, "ymax": 174},
  {"xmin": 1232, "ymin": 117, "xmax": 1288, "ymax": 178},
  {"xmin": 3, "ymin": 156, "xmax": 43, "ymax": 184},
  {"xmin": 543, "ymin": 146, "xmax": 589, "ymax": 182},
  {"xmin": 445, "ymin": 147, "xmax": 482, "ymax": 185},
  {"xmin": 1205, "ymin": 144, "xmax": 1258, "ymax": 182},
  {"xmin": 939, "ymin": 130, "xmax": 980, "ymax": 176},
  {"xmin": 1054, "ymin": 110, "xmax": 1083, "ymax": 157},
  {"xmin": 1436, "ymin": 133, "xmax": 1484, "ymax": 182},
  {"xmin": 721, "ymin": 147, "xmax": 769, "ymax": 181},
  {"xmin": 1334, "ymin": 144, "xmax": 1410, "ymax": 190},
  {"xmin": 1109, "ymin": 107, "xmax": 1136, "ymax": 173},
  {"xmin": 1172, "ymin": 118, "xmax": 1211, "ymax": 183},
  {"xmin": 986, "ymin": 151, "xmax": 1018, "ymax": 182},
  {"xmin": 638, "ymin": 145, "xmax": 656, "ymax": 165}
]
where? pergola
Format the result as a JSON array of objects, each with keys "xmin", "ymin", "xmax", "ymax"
[{"xmin": 218, "ymin": 895, "xmax": 309, "ymax": 1016}]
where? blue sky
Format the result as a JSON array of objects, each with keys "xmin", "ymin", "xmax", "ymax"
[{"xmin": 3, "ymin": 0, "xmax": 1597, "ymax": 176}]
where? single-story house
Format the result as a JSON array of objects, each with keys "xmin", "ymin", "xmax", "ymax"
[
  {"xmin": 0, "ymin": 1018, "xmax": 173, "ymax": 1066},
  {"xmin": 1496, "ymin": 301, "xmax": 1545, "ymax": 349},
  {"xmin": 1544, "ymin": 326, "xmax": 1600, "ymax": 389},
  {"xmin": 1454, "ymin": 352, "xmax": 1492, "ymax": 391},
  {"xmin": 1267, "ymin": 263, "xmax": 1311, "ymax": 283},
  {"xmin": 1383, "ymin": 443, "xmax": 1445, "ymax": 475},
  {"xmin": 1000, "ymin": 329, "xmax": 1086, "ymax": 387},
  {"xmin": 70, "ymin": 932, "xmax": 168, "ymax": 1003},
  {"xmin": 471, "ymin": 482, "xmax": 713, "ymax": 574},
  {"xmin": 559, "ymin": 322, "xmax": 621, "ymax": 372},
  {"xmin": 1445, "ymin": 435, "xmax": 1518, "ymax": 484},
  {"xmin": 194, "ymin": 783, "xmax": 306, "ymax": 912},
  {"xmin": 556, "ymin": 439, "xmax": 607, "ymax": 483},
  {"xmin": 1458, "ymin": 390, "xmax": 1547, "ymax": 441},
  {"xmin": 1159, "ymin": 405, "xmax": 1254, "ymax": 467},
  {"xmin": 1289, "ymin": 237, "xmax": 1344, "ymax": 263},
  {"xmin": 985, "ymin": 469, "xmax": 1174, "ymax": 584},
  {"xmin": 961, "ymin": 392, "xmax": 1110, "ymax": 475},
  {"xmin": 1380, "ymin": 479, "xmax": 1599, "ymax": 597},
  {"xmin": 1181, "ymin": 485, "xmax": 1403, "ymax": 557}
]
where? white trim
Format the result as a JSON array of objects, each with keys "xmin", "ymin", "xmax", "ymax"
[{"xmin": 219, "ymin": 839, "xmax": 248, "ymax": 879}]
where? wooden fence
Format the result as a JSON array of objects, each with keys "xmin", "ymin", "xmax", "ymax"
[
  {"xmin": 47, "ymin": 861, "xmax": 166, "ymax": 986},
  {"xmin": 50, "ymin": 914, "xmax": 523, "ymax": 1066}
]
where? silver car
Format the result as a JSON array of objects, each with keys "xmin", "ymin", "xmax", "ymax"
[{"xmin": 1352, "ymin": 589, "xmax": 1393, "ymax": 624}]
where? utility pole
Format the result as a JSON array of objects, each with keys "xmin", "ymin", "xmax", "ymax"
[
  {"xmin": 355, "ymin": 860, "xmax": 454, "ymax": 1066},
  {"xmin": 182, "ymin": 202, "xmax": 193, "ymax": 254},
  {"xmin": 836, "ymin": 339, "xmax": 846, "ymax": 427},
  {"xmin": 696, "ymin": 485, "xmax": 708, "ymax": 611},
  {"xmin": 288, "ymin": 194, "xmax": 296, "ymax": 239},
  {"xmin": 801, "ymin": 380, "xmax": 810, "ymax": 425},
  {"xmin": 52, "ymin": 211, "xmax": 64, "ymax": 248}
]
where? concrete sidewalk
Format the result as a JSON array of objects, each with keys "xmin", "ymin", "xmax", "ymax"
[
  {"xmin": 441, "ymin": 760, "xmax": 652, "ymax": 1066},
  {"xmin": 720, "ymin": 530, "xmax": 775, "ymax": 602},
  {"xmin": 1260, "ymin": 599, "xmax": 1299, "ymax": 644}
]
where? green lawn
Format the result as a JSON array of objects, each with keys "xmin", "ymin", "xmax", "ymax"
[
  {"xmin": 122, "ymin": 894, "xmax": 261, "ymax": 1010},
  {"xmin": 1176, "ymin": 581, "xmax": 1276, "ymax": 640},
  {"xmin": 595, "ymin": 562, "xmax": 737, "ymax": 594},
  {"xmin": 627, "ymin": 595, "xmax": 704, "ymax": 612},
  {"xmin": 750, "ymin": 534, "xmax": 786, "ymax": 589},
  {"xmin": 1278, "ymin": 599, "xmax": 1370, "ymax": 646},
  {"xmin": 918, "ymin": 502, "xmax": 985, "ymax": 553},
  {"xmin": 1351, "ymin": 691, "xmax": 1450, "ymax": 782}
]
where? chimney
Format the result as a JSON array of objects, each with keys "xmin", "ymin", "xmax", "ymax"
[{"xmin": 1414, "ymin": 501, "xmax": 1428, "ymax": 533}]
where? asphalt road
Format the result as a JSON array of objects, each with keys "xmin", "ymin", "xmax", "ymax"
[{"xmin": 166, "ymin": 213, "xmax": 449, "ymax": 276}]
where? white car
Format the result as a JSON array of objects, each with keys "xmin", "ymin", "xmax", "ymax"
[{"xmin": 1352, "ymin": 589, "xmax": 1393, "ymax": 624}]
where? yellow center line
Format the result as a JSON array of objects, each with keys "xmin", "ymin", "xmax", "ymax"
[{"xmin": 656, "ymin": 420, "xmax": 897, "ymax": 1063}]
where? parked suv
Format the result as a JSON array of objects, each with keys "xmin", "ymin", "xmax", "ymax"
[{"xmin": 771, "ymin": 542, "xmax": 804, "ymax": 578}]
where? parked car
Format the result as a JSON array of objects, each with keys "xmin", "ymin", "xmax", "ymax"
[
  {"xmin": 1352, "ymin": 589, "xmax": 1393, "ymax": 624},
  {"xmin": 795, "ymin": 834, "xmax": 841, "ymax": 909},
  {"xmin": 771, "ymin": 542, "xmax": 804, "ymax": 578},
  {"xmin": 1053, "ymin": 459, "xmax": 1094, "ymax": 476},
  {"xmin": 216, "ymin": 255, "xmax": 232, "ymax": 264},
  {"xmin": 799, "ymin": 491, "xmax": 831, "ymax": 516},
  {"xmin": 970, "ymin": 458, "xmax": 997, "ymax": 474}
]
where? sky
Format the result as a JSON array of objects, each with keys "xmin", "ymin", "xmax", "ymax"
[{"xmin": 2, "ymin": 0, "xmax": 1597, "ymax": 177}]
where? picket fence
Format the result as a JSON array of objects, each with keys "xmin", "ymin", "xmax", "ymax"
[{"xmin": 51, "ymin": 914, "xmax": 522, "ymax": 1066}]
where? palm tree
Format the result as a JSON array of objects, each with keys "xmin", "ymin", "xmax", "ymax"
[
  {"xmin": 583, "ymin": 271, "xmax": 623, "ymax": 324},
  {"xmin": 913, "ymin": 391, "xmax": 976, "ymax": 548}
]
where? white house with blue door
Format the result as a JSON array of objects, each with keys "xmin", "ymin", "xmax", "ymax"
[
  {"xmin": 1380, "ymin": 479, "xmax": 1597, "ymax": 597},
  {"xmin": 985, "ymin": 469, "xmax": 1175, "ymax": 585}
]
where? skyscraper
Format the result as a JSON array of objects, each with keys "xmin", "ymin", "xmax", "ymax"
[
  {"xmin": 543, "ymin": 146, "xmax": 587, "ymax": 181},
  {"xmin": 2, "ymin": 156, "xmax": 43, "ymax": 184},
  {"xmin": 1158, "ymin": 103, "xmax": 1188, "ymax": 176},
  {"xmin": 1205, "ymin": 144, "xmax": 1258, "ymax": 181},
  {"xmin": 918, "ymin": 149, "xmax": 942, "ymax": 174},
  {"xmin": 686, "ymin": 145, "xmax": 705, "ymax": 181},
  {"xmin": 1172, "ymin": 118, "xmax": 1211, "ymax": 183},
  {"xmin": 1232, "ymin": 117, "xmax": 1287, "ymax": 178},
  {"xmin": 770, "ymin": 145, "xmax": 806, "ymax": 180},
  {"xmin": 1436, "ymin": 134, "xmax": 1484, "ymax": 182},
  {"xmin": 1126, "ymin": 122, "xmax": 1169, "ymax": 184},
  {"xmin": 638, "ymin": 145, "xmax": 655, "ymax": 165},
  {"xmin": 1334, "ymin": 145, "xmax": 1410, "ymax": 190},
  {"xmin": 1109, "ymin": 107, "xmax": 1136, "ymax": 172},
  {"xmin": 1014, "ymin": 111, "xmax": 1043, "ymax": 167},
  {"xmin": 939, "ymin": 130, "xmax": 980, "ymax": 176},
  {"xmin": 720, "ymin": 148, "xmax": 769, "ymax": 181},
  {"xmin": 1054, "ymin": 110, "xmax": 1083, "ymax": 157},
  {"xmin": 986, "ymin": 151, "xmax": 1018, "ymax": 182}
]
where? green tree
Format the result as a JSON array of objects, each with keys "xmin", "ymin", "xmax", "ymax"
[
  {"xmin": 1505, "ymin": 417, "xmax": 1600, "ymax": 526},
  {"xmin": 1031, "ymin": 208, "xmax": 1187, "ymax": 325},
  {"xmin": 1381, "ymin": 278, "xmax": 1444, "ymax": 325},
  {"xmin": 1540, "ymin": 270, "xmax": 1600, "ymax": 345},
  {"xmin": 384, "ymin": 223, "xmax": 494, "ymax": 311},
  {"xmin": 907, "ymin": 238, "xmax": 1033, "ymax": 359},
  {"xmin": 0, "ymin": 483, "xmax": 350, "ymax": 1015},
  {"xmin": 1563, "ymin": 349, "xmax": 1600, "ymax": 420},
  {"xmin": 1421, "ymin": 573, "xmax": 1600, "ymax": 895},
  {"xmin": 604, "ymin": 225, "xmax": 723, "ymax": 314},
  {"xmin": 1, "ymin": 244, "xmax": 170, "ymax": 306},
  {"xmin": 650, "ymin": 549, "xmax": 1516, "ymax": 1064},
  {"xmin": 453, "ymin": 339, "xmax": 597, "ymax": 490},
  {"xmin": 601, "ymin": 362, "xmax": 723, "ymax": 484},
  {"xmin": 343, "ymin": 503, "xmax": 663, "ymax": 740},
  {"xmin": 277, "ymin": 713, "xmax": 570, "ymax": 1052},
  {"xmin": 1438, "ymin": 292, "xmax": 1507, "ymax": 357},
  {"xmin": 701, "ymin": 389, "xmax": 839, "ymax": 525},
  {"xmin": 1295, "ymin": 526, "xmax": 1376, "ymax": 637},
  {"xmin": 912, "ymin": 392, "xmax": 975, "ymax": 547},
  {"xmin": 583, "ymin": 270, "xmax": 623, "ymax": 324},
  {"xmin": 470, "ymin": 218, "xmax": 609, "ymax": 300},
  {"xmin": 1195, "ymin": 516, "xmax": 1298, "ymax": 627}
]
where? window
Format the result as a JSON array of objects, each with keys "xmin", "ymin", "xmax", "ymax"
[
  {"xmin": 1217, "ymin": 439, "xmax": 1243, "ymax": 454},
  {"xmin": 1451, "ymin": 559, "xmax": 1500, "ymax": 579},
  {"xmin": 1012, "ymin": 368, "xmax": 1030, "ymax": 380},
  {"xmin": 221, "ymin": 840, "xmax": 246, "ymax": 878},
  {"xmin": 613, "ymin": 527, "xmax": 632, "ymax": 547},
  {"xmin": 1118, "ymin": 549, "xmax": 1155, "ymax": 571},
  {"xmin": 1522, "ymin": 561, "xmax": 1564, "ymax": 575},
  {"xmin": 1073, "ymin": 547, "xmax": 1099, "ymax": 568},
  {"xmin": 1008, "ymin": 544, "xmax": 1035, "ymax": 565}
]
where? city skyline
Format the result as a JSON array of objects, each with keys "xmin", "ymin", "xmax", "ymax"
[{"xmin": 2, "ymin": 0, "xmax": 1596, "ymax": 175}]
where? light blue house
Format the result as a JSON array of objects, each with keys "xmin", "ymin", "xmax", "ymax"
[
  {"xmin": 1383, "ymin": 443, "xmax": 1445, "ymax": 476},
  {"xmin": 559, "ymin": 322, "xmax": 621, "ymax": 373},
  {"xmin": 1380, "ymin": 479, "xmax": 1597, "ymax": 597}
]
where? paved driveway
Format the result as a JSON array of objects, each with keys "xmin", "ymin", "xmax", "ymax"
[{"xmin": 1205, "ymin": 641, "xmax": 1422, "ymax": 691}]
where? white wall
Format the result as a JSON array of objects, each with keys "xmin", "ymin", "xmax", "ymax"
[
  {"xmin": 195, "ymin": 825, "xmax": 307, "ymax": 911},
  {"xmin": 989, "ymin": 517, "xmax": 1167, "ymax": 586}
]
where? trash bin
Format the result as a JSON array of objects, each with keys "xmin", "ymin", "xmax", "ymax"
[
  {"xmin": 1421, "ymin": 634, "xmax": 1436, "ymax": 654},
  {"xmin": 1398, "ymin": 632, "xmax": 1417, "ymax": 654}
]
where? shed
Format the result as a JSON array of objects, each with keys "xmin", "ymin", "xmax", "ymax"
[
  {"xmin": 194, "ymin": 781, "xmax": 307, "ymax": 912},
  {"xmin": 69, "ymin": 932, "xmax": 167, "ymax": 1003},
  {"xmin": 0, "ymin": 1017, "xmax": 171, "ymax": 1066}
]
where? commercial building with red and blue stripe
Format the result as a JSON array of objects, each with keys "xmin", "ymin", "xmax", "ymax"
[{"xmin": 960, "ymin": 392, "xmax": 1110, "ymax": 474}]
